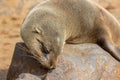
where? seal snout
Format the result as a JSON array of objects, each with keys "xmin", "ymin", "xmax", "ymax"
[{"xmin": 48, "ymin": 67, "xmax": 55, "ymax": 73}]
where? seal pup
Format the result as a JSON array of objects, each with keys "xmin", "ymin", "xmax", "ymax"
[{"xmin": 20, "ymin": 0, "xmax": 120, "ymax": 69}]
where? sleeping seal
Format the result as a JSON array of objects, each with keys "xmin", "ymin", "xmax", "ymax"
[{"xmin": 20, "ymin": 0, "xmax": 120, "ymax": 69}]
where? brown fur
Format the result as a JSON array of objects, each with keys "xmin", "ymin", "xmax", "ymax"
[{"xmin": 20, "ymin": 0, "xmax": 120, "ymax": 69}]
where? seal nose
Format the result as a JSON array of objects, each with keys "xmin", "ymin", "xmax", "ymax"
[
  {"xmin": 50, "ymin": 63, "xmax": 56, "ymax": 69},
  {"xmin": 48, "ymin": 67, "xmax": 55, "ymax": 73},
  {"xmin": 48, "ymin": 55, "xmax": 57, "ymax": 69}
]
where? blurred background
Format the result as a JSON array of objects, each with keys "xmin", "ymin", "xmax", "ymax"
[{"xmin": 0, "ymin": 0, "xmax": 120, "ymax": 80}]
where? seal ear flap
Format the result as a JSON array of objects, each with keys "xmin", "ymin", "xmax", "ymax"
[{"xmin": 33, "ymin": 27, "xmax": 43, "ymax": 35}]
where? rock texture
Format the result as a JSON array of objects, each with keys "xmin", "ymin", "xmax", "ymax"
[
  {"xmin": 7, "ymin": 42, "xmax": 120, "ymax": 80},
  {"xmin": 16, "ymin": 73, "xmax": 41, "ymax": 80},
  {"xmin": 7, "ymin": 43, "xmax": 48, "ymax": 80}
]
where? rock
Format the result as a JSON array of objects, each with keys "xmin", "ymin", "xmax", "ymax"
[
  {"xmin": 7, "ymin": 42, "xmax": 120, "ymax": 80},
  {"xmin": 7, "ymin": 42, "xmax": 48, "ymax": 80},
  {"xmin": 16, "ymin": 73, "xmax": 41, "ymax": 80}
]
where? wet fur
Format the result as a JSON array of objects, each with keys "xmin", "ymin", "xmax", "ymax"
[{"xmin": 21, "ymin": 0, "xmax": 120, "ymax": 69}]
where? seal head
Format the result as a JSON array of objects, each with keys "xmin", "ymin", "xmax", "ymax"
[{"xmin": 20, "ymin": 24, "xmax": 58, "ymax": 69}]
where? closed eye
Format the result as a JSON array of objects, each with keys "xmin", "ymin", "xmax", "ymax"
[{"xmin": 36, "ymin": 39, "xmax": 49, "ymax": 54}]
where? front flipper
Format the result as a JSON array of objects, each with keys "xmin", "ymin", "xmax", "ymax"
[{"xmin": 97, "ymin": 37, "xmax": 120, "ymax": 62}]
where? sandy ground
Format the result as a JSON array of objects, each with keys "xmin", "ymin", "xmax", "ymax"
[{"xmin": 0, "ymin": 0, "xmax": 120, "ymax": 80}]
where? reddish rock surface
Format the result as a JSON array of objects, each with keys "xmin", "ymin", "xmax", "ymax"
[
  {"xmin": 7, "ymin": 43, "xmax": 120, "ymax": 80},
  {"xmin": 0, "ymin": 0, "xmax": 120, "ymax": 80}
]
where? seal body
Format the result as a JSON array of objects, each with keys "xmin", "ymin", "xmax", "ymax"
[{"xmin": 20, "ymin": 0, "xmax": 120, "ymax": 69}]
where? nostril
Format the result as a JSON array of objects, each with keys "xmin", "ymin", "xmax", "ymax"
[
  {"xmin": 47, "ymin": 64, "xmax": 56, "ymax": 73},
  {"xmin": 48, "ymin": 68, "xmax": 55, "ymax": 73},
  {"xmin": 50, "ymin": 63, "xmax": 56, "ymax": 69},
  {"xmin": 48, "ymin": 69, "xmax": 52, "ymax": 73}
]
